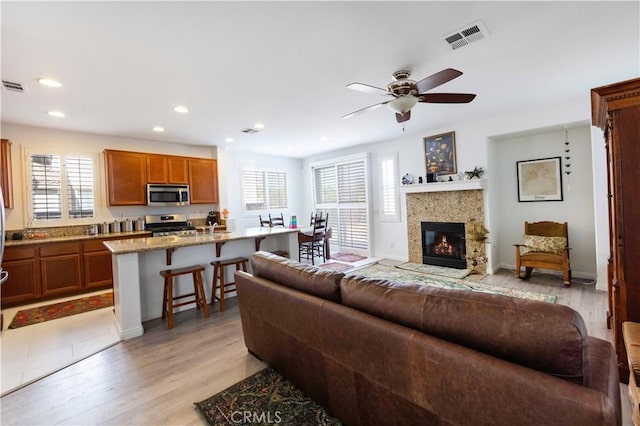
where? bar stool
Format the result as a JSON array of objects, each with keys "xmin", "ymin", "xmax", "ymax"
[
  {"xmin": 160, "ymin": 264, "xmax": 209, "ymax": 329},
  {"xmin": 210, "ymin": 257, "xmax": 249, "ymax": 312}
]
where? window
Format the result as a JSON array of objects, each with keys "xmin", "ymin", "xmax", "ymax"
[
  {"xmin": 379, "ymin": 153, "xmax": 400, "ymax": 222},
  {"xmin": 242, "ymin": 170, "xmax": 288, "ymax": 213},
  {"xmin": 313, "ymin": 155, "xmax": 370, "ymax": 252},
  {"xmin": 28, "ymin": 151, "xmax": 95, "ymax": 223}
]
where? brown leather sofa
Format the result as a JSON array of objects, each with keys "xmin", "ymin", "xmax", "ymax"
[{"xmin": 235, "ymin": 252, "xmax": 621, "ymax": 426}]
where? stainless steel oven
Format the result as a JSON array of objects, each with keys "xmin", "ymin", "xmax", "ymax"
[{"xmin": 146, "ymin": 184, "xmax": 190, "ymax": 207}]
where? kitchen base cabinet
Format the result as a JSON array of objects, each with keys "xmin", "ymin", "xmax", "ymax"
[
  {"xmin": 1, "ymin": 247, "xmax": 39, "ymax": 306},
  {"xmin": 1, "ymin": 235, "xmax": 145, "ymax": 308}
]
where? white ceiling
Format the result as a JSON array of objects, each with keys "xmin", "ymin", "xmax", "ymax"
[{"xmin": 1, "ymin": 1, "xmax": 638, "ymax": 158}]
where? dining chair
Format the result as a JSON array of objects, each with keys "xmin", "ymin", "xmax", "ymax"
[
  {"xmin": 299, "ymin": 213, "xmax": 329, "ymax": 265},
  {"xmin": 269, "ymin": 213, "xmax": 285, "ymax": 227},
  {"xmin": 258, "ymin": 214, "xmax": 271, "ymax": 227}
]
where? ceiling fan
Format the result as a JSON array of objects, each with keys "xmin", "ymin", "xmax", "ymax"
[{"xmin": 342, "ymin": 68, "xmax": 476, "ymax": 123}]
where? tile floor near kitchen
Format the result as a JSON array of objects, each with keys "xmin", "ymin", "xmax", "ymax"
[{"xmin": 0, "ymin": 290, "xmax": 120, "ymax": 396}]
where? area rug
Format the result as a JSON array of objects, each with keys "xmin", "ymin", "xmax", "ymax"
[
  {"xmin": 330, "ymin": 252, "xmax": 367, "ymax": 263},
  {"xmin": 318, "ymin": 262, "xmax": 354, "ymax": 273},
  {"xmin": 195, "ymin": 368, "xmax": 342, "ymax": 426},
  {"xmin": 346, "ymin": 263, "xmax": 556, "ymax": 303},
  {"xmin": 9, "ymin": 292, "xmax": 114, "ymax": 329},
  {"xmin": 395, "ymin": 262, "xmax": 472, "ymax": 279}
]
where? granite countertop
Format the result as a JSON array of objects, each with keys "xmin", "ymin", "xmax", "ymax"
[
  {"xmin": 103, "ymin": 227, "xmax": 298, "ymax": 255},
  {"xmin": 5, "ymin": 230, "xmax": 152, "ymax": 247}
]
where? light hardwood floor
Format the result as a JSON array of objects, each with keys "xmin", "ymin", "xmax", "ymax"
[{"xmin": 0, "ymin": 268, "xmax": 632, "ymax": 425}]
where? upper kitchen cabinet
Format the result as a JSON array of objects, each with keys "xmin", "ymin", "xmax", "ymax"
[
  {"xmin": 104, "ymin": 150, "xmax": 147, "ymax": 205},
  {"xmin": 168, "ymin": 157, "xmax": 189, "ymax": 184},
  {"xmin": 188, "ymin": 158, "xmax": 219, "ymax": 204},
  {"xmin": 1, "ymin": 139, "xmax": 14, "ymax": 208},
  {"xmin": 146, "ymin": 155, "xmax": 188, "ymax": 184}
]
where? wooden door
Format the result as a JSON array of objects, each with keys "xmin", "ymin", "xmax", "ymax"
[
  {"xmin": 105, "ymin": 150, "xmax": 147, "ymax": 205},
  {"xmin": 188, "ymin": 159, "xmax": 219, "ymax": 204}
]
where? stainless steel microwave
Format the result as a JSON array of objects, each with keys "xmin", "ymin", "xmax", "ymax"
[{"xmin": 146, "ymin": 184, "xmax": 190, "ymax": 207}]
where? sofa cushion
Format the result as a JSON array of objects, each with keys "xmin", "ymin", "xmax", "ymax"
[
  {"xmin": 340, "ymin": 275, "xmax": 590, "ymax": 385},
  {"xmin": 251, "ymin": 251, "xmax": 343, "ymax": 302}
]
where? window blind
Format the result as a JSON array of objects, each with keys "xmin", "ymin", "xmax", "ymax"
[{"xmin": 242, "ymin": 170, "xmax": 288, "ymax": 212}]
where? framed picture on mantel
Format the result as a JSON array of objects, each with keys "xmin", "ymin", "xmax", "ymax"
[
  {"xmin": 424, "ymin": 131, "xmax": 457, "ymax": 175},
  {"xmin": 516, "ymin": 156, "xmax": 563, "ymax": 202}
]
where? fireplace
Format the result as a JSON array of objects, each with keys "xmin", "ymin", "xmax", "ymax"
[{"xmin": 421, "ymin": 222, "xmax": 467, "ymax": 269}]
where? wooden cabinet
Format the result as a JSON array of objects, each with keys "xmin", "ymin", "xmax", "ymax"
[
  {"xmin": 592, "ymin": 77, "xmax": 640, "ymax": 382},
  {"xmin": 83, "ymin": 239, "xmax": 113, "ymax": 288},
  {"xmin": 1, "ymin": 138, "xmax": 13, "ymax": 208},
  {"xmin": 146, "ymin": 154, "xmax": 168, "ymax": 183},
  {"xmin": 1, "ymin": 235, "xmax": 147, "ymax": 308},
  {"xmin": 105, "ymin": 150, "xmax": 212, "ymax": 205},
  {"xmin": 104, "ymin": 150, "xmax": 147, "ymax": 205},
  {"xmin": 168, "ymin": 157, "xmax": 189, "ymax": 184},
  {"xmin": 189, "ymin": 158, "xmax": 219, "ymax": 204},
  {"xmin": 1, "ymin": 247, "xmax": 39, "ymax": 306},
  {"xmin": 40, "ymin": 243, "xmax": 82, "ymax": 296}
]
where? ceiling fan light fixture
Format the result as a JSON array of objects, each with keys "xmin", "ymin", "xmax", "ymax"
[{"xmin": 387, "ymin": 95, "xmax": 418, "ymax": 114}]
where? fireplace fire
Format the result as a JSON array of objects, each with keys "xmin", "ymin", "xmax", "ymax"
[{"xmin": 421, "ymin": 222, "xmax": 467, "ymax": 269}]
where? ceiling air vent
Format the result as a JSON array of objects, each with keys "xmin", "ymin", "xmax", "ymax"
[
  {"xmin": 2, "ymin": 80, "xmax": 27, "ymax": 93},
  {"xmin": 241, "ymin": 128, "xmax": 259, "ymax": 134},
  {"xmin": 443, "ymin": 20, "xmax": 489, "ymax": 50}
]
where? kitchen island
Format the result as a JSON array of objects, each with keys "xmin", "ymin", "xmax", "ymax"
[{"xmin": 104, "ymin": 227, "xmax": 299, "ymax": 339}]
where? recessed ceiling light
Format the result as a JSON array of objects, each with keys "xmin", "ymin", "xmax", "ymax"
[
  {"xmin": 225, "ymin": 137, "xmax": 234, "ymax": 143},
  {"xmin": 153, "ymin": 126, "xmax": 165, "ymax": 132},
  {"xmin": 320, "ymin": 136, "xmax": 328, "ymax": 142},
  {"xmin": 254, "ymin": 123, "xmax": 265, "ymax": 130},
  {"xmin": 174, "ymin": 105, "xmax": 189, "ymax": 114},
  {"xmin": 48, "ymin": 110, "xmax": 65, "ymax": 118},
  {"xmin": 37, "ymin": 77, "xmax": 62, "ymax": 88}
]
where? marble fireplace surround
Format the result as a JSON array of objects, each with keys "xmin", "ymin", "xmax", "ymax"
[{"xmin": 403, "ymin": 181, "xmax": 485, "ymax": 272}]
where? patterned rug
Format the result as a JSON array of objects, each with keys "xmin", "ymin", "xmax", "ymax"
[
  {"xmin": 9, "ymin": 292, "xmax": 114, "ymax": 329},
  {"xmin": 195, "ymin": 368, "xmax": 342, "ymax": 425},
  {"xmin": 346, "ymin": 263, "xmax": 556, "ymax": 303},
  {"xmin": 318, "ymin": 262, "xmax": 354, "ymax": 273},
  {"xmin": 330, "ymin": 252, "xmax": 367, "ymax": 263},
  {"xmin": 395, "ymin": 262, "xmax": 472, "ymax": 279}
]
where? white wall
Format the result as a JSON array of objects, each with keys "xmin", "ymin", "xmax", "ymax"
[
  {"xmin": 302, "ymin": 95, "xmax": 596, "ymax": 269},
  {"xmin": 1, "ymin": 122, "xmax": 217, "ymax": 230},
  {"xmin": 492, "ymin": 125, "xmax": 596, "ymax": 279},
  {"xmin": 217, "ymin": 147, "xmax": 304, "ymax": 232}
]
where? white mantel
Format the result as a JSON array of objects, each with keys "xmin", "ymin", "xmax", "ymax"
[{"xmin": 400, "ymin": 178, "xmax": 486, "ymax": 194}]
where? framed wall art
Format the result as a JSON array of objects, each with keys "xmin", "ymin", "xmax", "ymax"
[
  {"xmin": 424, "ymin": 131, "xmax": 457, "ymax": 175},
  {"xmin": 516, "ymin": 156, "xmax": 563, "ymax": 202}
]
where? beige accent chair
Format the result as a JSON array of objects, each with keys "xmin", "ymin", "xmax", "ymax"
[
  {"xmin": 514, "ymin": 221, "xmax": 571, "ymax": 286},
  {"xmin": 623, "ymin": 321, "xmax": 640, "ymax": 425}
]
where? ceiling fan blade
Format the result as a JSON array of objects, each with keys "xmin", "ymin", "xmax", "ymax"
[
  {"xmin": 419, "ymin": 93, "xmax": 476, "ymax": 103},
  {"xmin": 341, "ymin": 100, "xmax": 391, "ymax": 119},
  {"xmin": 395, "ymin": 111, "xmax": 411, "ymax": 123},
  {"xmin": 415, "ymin": 68, "xmax": 463, "ymax": 94},
  {"xmin": 346, "ymin": 83, "xmax": 393, "ymax": 96}
]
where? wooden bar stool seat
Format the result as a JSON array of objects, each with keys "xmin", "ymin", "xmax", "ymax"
[
  {"xmin": 160, "ymin": 264, "xmax": 209, "ymax": 329},
  {"xmin": 210, "ymin": 257, "xmax": 249, "ymax": 312}
]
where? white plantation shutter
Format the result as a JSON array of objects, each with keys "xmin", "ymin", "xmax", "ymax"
[
  {"xmin": 242, "ymin": 170, "xmax": 288, "ymax": 212},
  {"xmin": 312, "ymin": 156, "xmax": 369, "ymax": 252},
  {"xmin": 66, "ymin": 156, "xmax": 94, "ymax": 218},
  {"xmin": 31, "ymin": 154, "xmax": 62, "ymax": 219},
  {"xmin": 379, "ymin": 154, "xmax": 399, "ymax": 221},
  {"xmin": 29, "ymin": 152, "xmax": 95, "ymax": 223}
]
